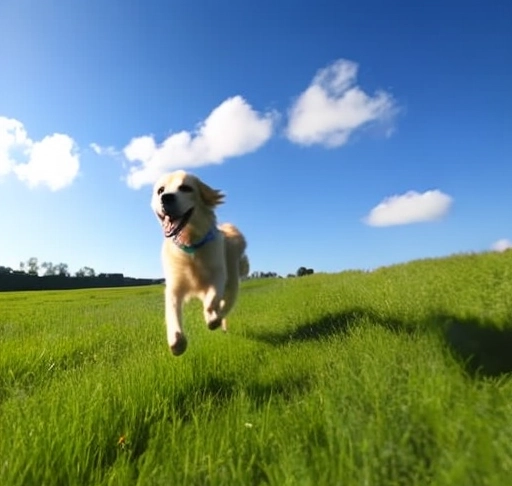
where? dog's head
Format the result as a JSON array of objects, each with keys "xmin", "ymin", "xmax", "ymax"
[{"xmin": 151, "ymin": 170, "xmax": 224, "ymax": 238}]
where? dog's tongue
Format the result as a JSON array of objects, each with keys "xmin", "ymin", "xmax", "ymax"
[{"xmin": 163, "ymin": 215, "xmax": 174, "ymax": 237}]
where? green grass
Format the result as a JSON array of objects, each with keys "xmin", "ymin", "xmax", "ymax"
[{"xmin": 1, "ymin": 251, "xmax": 511, "ymax": 485}]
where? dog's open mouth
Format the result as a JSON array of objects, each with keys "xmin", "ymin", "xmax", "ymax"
[{"xmin": 161, "ymin": 208, "xmax": 194, "ymax": 238}]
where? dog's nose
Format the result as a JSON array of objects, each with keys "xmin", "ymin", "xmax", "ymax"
[{"xmin": 161, "ymin": 193, "xmax": 176, "ymax": 205}]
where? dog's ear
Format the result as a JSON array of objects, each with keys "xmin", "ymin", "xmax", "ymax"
[{"xmin": 197, "ymin": 179, "xmax": 224, "ymax": 207}]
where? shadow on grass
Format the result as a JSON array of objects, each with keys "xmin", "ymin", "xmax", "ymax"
[
  {"xmin": 247, "ymin": 308, "xmax": 512, "ymax": 378},
  {"xmin": 247, "ymin": 308, "xmax": 410, "ymax": 347},
  {"xmin": 439, "ymin": 315, "xmax": 512, "ymax": 377},
  {"xmin": 174, "ymin": 373, "xmax": 311, "ymax": 414},
  {"xmin": 116, "ymin": 371, "xmax": 311, "ymax": 471}
]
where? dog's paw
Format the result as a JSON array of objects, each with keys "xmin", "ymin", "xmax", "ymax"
[
  {"xmin": 170, "ymin": 332, "xmax": 188, "ymax": 356},
  {"xmin": 207, "ymin": 318, "xmax": 223, "ymax": 331}
]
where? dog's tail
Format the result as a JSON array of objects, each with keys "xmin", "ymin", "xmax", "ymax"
[{"xmin": 239, "ymin": 254, "xmax": 250, "ymax": 278}]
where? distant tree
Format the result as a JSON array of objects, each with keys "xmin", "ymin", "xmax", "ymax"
[
  {"xmin": 26, "ymin": 257, "xmax": 39, "ymax": 276},
  {"xmin": 0, "ymin": 266, "xmax": 13, "ymax": 274},
  {"xmin": 54, "ymin": 263, "xmax": 70, "ymax": 277},
  {"xmin": 248, "ymin": 271, "xmax": 280, "ymax": 279},
  {"xmin": 41, "ymin": 262, "xmax": 57, "ymax": 276},
  {"xmin": 19, "ymin": 261, "xmax": 25, "ymax": 273},
  {"xmin": 286, "ymin": 273, "xmax": 295, "ymax": 278},
  {"xmin": 75, "ymin": 266, "xmax": 96, "ymax": 277},
  {"xmin": 83, "ymin": 266, "xmax": 96, "ymax": 277},
  {"xmin": 296, "ymin": 266, "xmax": 314, "ymax": 277},
  {"xmin": 296, "ymin": 267, "xmax": 315, "ymax": 277},
  {"xmin": 262, "ymin": 271, "xmax": 278, "ymax": 278}
]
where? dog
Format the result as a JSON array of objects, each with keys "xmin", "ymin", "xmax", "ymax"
[{"xmin": 151, "ymin": 170, "xmax": 249, "ymax": 356}]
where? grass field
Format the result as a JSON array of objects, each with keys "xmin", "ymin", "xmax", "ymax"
[{"xmin": 1, "ymin": 251, "xmax": 511, "ymax": 485}]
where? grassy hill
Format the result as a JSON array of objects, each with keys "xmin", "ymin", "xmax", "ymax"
[{"xmin": 1, "ymin": 251, "xmax": 511, "ymax": 485}]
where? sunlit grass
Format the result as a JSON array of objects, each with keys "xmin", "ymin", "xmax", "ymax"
[{"xmin": 1, "ymin": 251, "xmax": 511, "ymax": 485}]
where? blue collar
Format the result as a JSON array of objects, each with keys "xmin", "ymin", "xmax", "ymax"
[{"xmin": 172, "ymin": 226, "xmax": 218, "ymax": 254}]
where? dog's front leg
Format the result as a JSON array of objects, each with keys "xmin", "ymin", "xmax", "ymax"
[{"xmin": 165, "ymin": 287, "xmax": 187, "ymax": 356}]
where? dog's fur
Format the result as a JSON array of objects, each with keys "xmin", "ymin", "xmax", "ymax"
[{"xmin": 151, "ymin": 170, "xmax": 249, "ymax": 356}]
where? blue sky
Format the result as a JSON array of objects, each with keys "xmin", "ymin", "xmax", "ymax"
[{"xmin": 1, "ymin": 0, "xmax": 510, "ymax": 278}]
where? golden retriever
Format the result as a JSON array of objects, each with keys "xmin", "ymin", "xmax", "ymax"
[{"xmin": 151, "ymin": 170, "xmax": 249, "ymax": 356}]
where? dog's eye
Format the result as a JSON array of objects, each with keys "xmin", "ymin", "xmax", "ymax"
[
  {"xmin": 178, "ymin": 184, "xmax": 193, "ymax": 193},
  {"xmin": 157, "ymin": 186, "xmax": 165, "ymax": 196}
]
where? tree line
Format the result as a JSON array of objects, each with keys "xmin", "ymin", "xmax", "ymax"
[
  {"xmin": 0, "ymin": 258, "xmax": 163, "ymax": 292},
  {"xmin": 1, "ymin": 258, "xmax": 314, "ymax": 291},
  {"xmin": 247, "ymin": 267, "xmax": 315, "ymax": 280},
  {"xmin": 3, "ymin": 257, "xmax": 96, "ymax": 278}
]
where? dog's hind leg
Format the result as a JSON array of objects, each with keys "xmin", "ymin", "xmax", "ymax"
[
  {"xmin": 219, "ymin": 280, "xmax": 240, "ymax": 332},
  {"xmin": 165, "ymin": 287, "xmax": 187, "ymax": 356},
  {"xmin": 203, "ymin": 272, "xmax": 226, "ymax": 331},
  {"xmin": 218, "ymin": 259, "xmax": 241, "ymax": 332}
]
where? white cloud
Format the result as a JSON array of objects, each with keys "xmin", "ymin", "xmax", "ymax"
[
  {"xmin": 0, "ymin": 117, "xmax": 30, "ymax": 176},
  {"xmin": 286, "ymin": 59, "xmax": 397, "ymax": 147},
  {"xmin": 0, "ymin": 116, "xmax": 80, "ymax": 190},
  {"xmin": 364, "ymin": 190, "xmax": 453, "ymax": 227},
  {"xmin": 491, "ymin": 239, "xmax": 512, "ymax": 252},
  {"xmin": 123, "ymin": 96, "xmax": 276, "ymax": 189},
  {"xmin": 14, "ymin": 134, "xmax": 79, "ymax": 191},
  {"xmin": 90, "ymin": 143, "xmax": 119, "ymax": 157}
]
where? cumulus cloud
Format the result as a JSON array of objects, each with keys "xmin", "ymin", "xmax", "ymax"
[
  {"xmin": 491, "ymin": 239, "xmax": 512, "ymax": 252},
  {"xmin": 0, "ymin": 117, "xmax": 29, "ymax": 177},
  {"xmin": 123, "ymin": 96, "xmax": 276, "ymax": 189},
  {"xmin": 364, "ymin": 190, "xmax": 453, "ymax": 227},
  {"xmin": 90, "ymin": 143, "xmax": 119, "ymax": 157},
  {"xmin": 0, "ymin": 116, "xmax": 79, "ymax": 190},
  {"xmin": 286, "ymin": 59, "xmax": 397, "ymax": 147}
]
